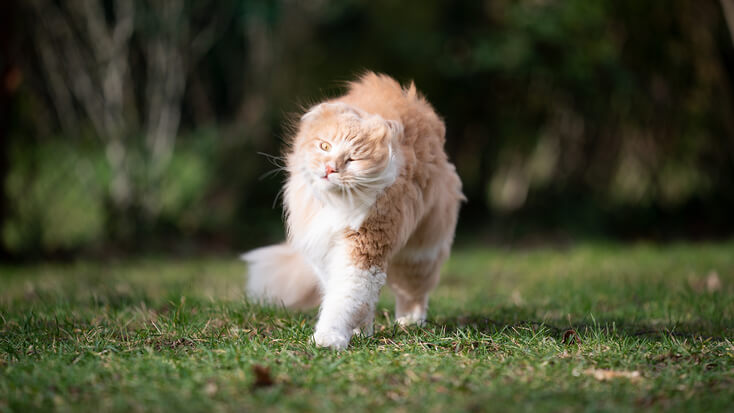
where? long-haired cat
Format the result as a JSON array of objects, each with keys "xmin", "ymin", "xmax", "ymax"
[{"xmin": 243, "ymin": 72, "xmax": 463, "ymax": 350}]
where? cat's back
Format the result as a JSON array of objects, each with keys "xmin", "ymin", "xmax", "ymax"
[
  {"xmin": 338, "ymin": 73, "xmax": 463, "ymax": 252},
  {"xmin": 337, "ymin": 72, "xmax": 446, "ymax": 153},
  {"xmin": 339, "ymin": 73, "xmax": 460, "ymax": 201}
]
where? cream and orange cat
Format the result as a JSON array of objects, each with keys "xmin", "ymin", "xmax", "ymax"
[{"xmin": 243, "ymin": 72, "xmax": 463, "ymax": 350}]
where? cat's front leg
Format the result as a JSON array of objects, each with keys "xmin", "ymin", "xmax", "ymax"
[{"xmin": 312, "ymin": 245, "xmax": 386, "ymax": 350}]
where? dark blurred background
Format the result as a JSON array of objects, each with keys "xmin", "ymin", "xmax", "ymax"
[{"xmin": 2, "ymin": 0, "xmax": 734, "ymax": 259}]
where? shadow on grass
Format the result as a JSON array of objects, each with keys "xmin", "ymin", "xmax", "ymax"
[{"xmin": 425, "ymin": 310, "xmax": 734, "ymax": 343}]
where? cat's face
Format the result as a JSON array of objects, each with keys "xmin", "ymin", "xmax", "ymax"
[{"xmin": 294, "ymin": 103, "xmax": 402, "ymax": 197}]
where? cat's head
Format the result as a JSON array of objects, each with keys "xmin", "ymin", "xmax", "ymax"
[{"xmin": 292, "ymin": 102, "xmax": 402, "ymax": 200}]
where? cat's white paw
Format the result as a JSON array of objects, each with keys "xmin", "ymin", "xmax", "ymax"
[
  {"xmin": 396, "ymin": 314, "xmax": 426, "ymax": 327},
  {"xmin": 312, "ymin": 330, "xmax": 350, "ymax": 350},
  {"xmin": 352, "ymin": 323, "xmax": 374, "ymax": 337}
]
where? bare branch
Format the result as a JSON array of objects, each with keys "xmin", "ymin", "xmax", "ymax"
[
  {"xmin": 721, "ymin": 0, "xmax": 734, "ymax": 46},
  {"xmin": 28, "ymin": 0, "xmax": 232, "ymax": 214},
  {"xmin": 30, "ymin": 0, "xmax": 106, "ymax": 138},
  {"xmin": 32, "ymin": 23, "xmax": 80, "ymax": 136}
]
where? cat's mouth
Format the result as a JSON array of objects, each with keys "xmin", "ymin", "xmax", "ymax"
[{"xmin": 314, "ymin": 172, "xmax": 342, "ymax": 190}]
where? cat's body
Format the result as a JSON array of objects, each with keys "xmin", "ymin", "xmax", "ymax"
[{"xmin": 244, "ymin": 73, "xmax": 463, "ymax": 349}]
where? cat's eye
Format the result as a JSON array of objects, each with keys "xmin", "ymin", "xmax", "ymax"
[
  {"xmin": 319, "ymin": 141, "xmax": 331, "ymax": 152},
  {"xmin": 345, "ymin": 157, "xmax": 354, "ymax": 163}
]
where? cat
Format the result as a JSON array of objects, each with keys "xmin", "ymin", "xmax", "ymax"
[{"xmin": 243, "ymin": 72, "xmax": 464, "ymax": 350}]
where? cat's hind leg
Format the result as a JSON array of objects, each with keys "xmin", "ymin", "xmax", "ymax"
[
  {"xmin": 387, "ymin": 252, "xmax": 444, "ymax": 326},
  {"xmin": 395, "ymin": 290, "xmax": 430, "ymax": 326}
]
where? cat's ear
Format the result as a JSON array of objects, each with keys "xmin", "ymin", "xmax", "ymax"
[
  {"xmin": 301, "ymin": 102, "xmax": 363, "ymax": 123},
  {"xmin": 384, "ymin": 119, "xmax": 404, "ymax": 142},
  {"xmin": 300, "ymin": 104, "xmax": 324, "ymax": 123},
  {"xmin": 361, "ymin": 114, "xmax": 403, "ymax": 145},
  {"xmin": 367, "ymin": 116, "xmax": 403, "ymax": 144}
]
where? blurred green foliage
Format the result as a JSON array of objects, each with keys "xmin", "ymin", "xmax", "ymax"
[{"xmin": 4, "ymin": 0, "xmax": 734, "ymax": 256}]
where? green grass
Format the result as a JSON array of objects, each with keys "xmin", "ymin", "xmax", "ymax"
[{"xmin": 1, "ymin": 242, "xmax": 733, "ymax": 412}]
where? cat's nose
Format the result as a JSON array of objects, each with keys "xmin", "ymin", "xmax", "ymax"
[{"xmin": 324, "ymin": 165, "xmax": 337, "ymax": 177}]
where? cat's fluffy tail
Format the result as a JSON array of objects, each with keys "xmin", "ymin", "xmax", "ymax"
[{"xmin": 241, "ymin": 243, "xmax": 321, "ymax": 310}]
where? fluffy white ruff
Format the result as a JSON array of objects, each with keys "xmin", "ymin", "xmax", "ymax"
[{"xmin": 297, "ymin": 155, "xmax": 397, "ymax": 349}]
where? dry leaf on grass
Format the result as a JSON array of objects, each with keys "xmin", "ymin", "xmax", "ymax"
[
  {"xmin": 584, "ymin": 369, "xmax": 642, "ymax": 381},
  {"xmin": 562, "ymin": 329, "xmax": 581, "ymax": 345},
  {"xmin": 252, "ymin": 364, "xmax": 274, "ymax": 388}
]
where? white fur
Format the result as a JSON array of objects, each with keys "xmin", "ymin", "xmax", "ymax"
[
  {"xmin": 395, "ymin": 303, "xmax": 428, "ymax": 326},
  {"xmin": 241, "ymin": 244, "xmax": 321, "ymax": 310},
  {"xmin": 245, "ymin": 109, "xmax": 404, "ymax": 350},
  {"xmin": 298, "ymin": 139, "xmax": 398, "ymax": 349},
  {"xmin": 313, "ymin": 256, "xmax": 386, "ymax": 350},
  {"xmin": 295, "ymin": 179, "xmax": 384, "ymax": 349},
  {"xmin": 288, "ymin": 137, "xmax": 401, "ymax": 275},
  {"xmin": 288, "ymin": 172, "xmax": 373, "ymax": 277},
  {"xmin": 245, "ymin": 152, "xmax": 393, "ymax": 349}
]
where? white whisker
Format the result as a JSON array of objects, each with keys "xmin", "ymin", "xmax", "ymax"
[
  {"xmin": 259, "ymin": 166, "xmax": 287, "ymax": 180},
  {"xmin": 351, "ymin": 176, "xmax": 387, "ymax": 183},
  {"xmin": 272, "ymin": 186, "xmax": 286, "ymax": 208}
]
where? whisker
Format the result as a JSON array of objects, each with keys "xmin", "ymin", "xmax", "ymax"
[
  {"xmin": 350, "ymin": 176, "xmax": 387, "ymax": 183},
  {"xmin": 272, "ymin": 186, "xmax": 286, "ymax": 208},
  {"xmin": 353, "ymin": 182, "xmax": 385, "ymax": 188},
  {"xmin": 257, "ymin": 151, "xmax": 287, "ymax": 163},
  {"xmin": 259, "ymin": 166, "xmax": 287, "ymax": 180},
  {"xmin": 344, "ymin": 181, "xmax": 386, "ymax": 190},
  {"xmin": 347, "ymin": 185, "xmax": 355, "ymax": 209},
  {"xmin": 257, "ymin": 152, "xmax": 287, "ymax": 172},
  {"xmin": 345, "ymin": 176, "xmax": 386, "ymax": 184}
]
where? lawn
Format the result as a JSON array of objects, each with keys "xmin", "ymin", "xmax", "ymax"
[{"xmin": 1, "ymin": 242, "xmax": 733, "ymax": 412}]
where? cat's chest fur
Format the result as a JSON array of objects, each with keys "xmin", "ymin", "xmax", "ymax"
[
  {"xmin": 303, "ymin": 203, "xmax": 368, "ymax": 274},
  {"xmin": 286, "ymin": 178, "xmax": 374, "ymax": 280}
]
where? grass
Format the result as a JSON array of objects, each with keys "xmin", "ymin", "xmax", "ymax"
[{"xmin": 1, "ymin": 242, "xmax": 733, "ymax": 412}]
